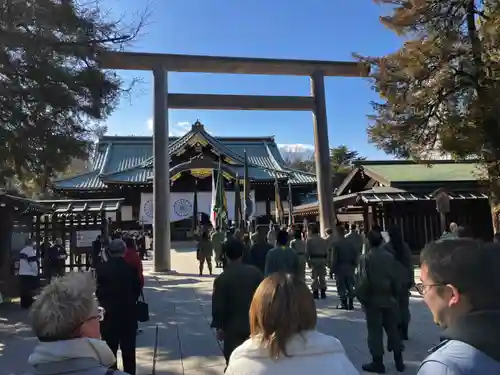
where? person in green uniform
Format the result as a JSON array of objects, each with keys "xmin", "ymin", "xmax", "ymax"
[
  {"xmin": 265, "ymin": 230, "xmax": 299, "ymax": 277},
  {"xmin": 305, "ymin": 223, "xmax": 328, "ymax": 299},
  {"xmin": 325, "ymin": 228, "xmax": 336, "ymax": 279},
  {"xmin": 356, "ymin": 230, "xmax": 405, "ymax": 373},
  {"xmin": 197, "ymin": 231, "xmax": 213, "ymax": 275},
  {"xmin": 249, "ymin": 225, "xmax": 273, "ymax": 274},
  {"xmin": 211, "ymin": 227, "xmax": 225, "ymax": 268},
  {"xmin": 289, "ymin": 229, "xmax": 306, "ymax": 281},
  {"xmin": 345, "ymin": 223, "xmax": 363, "ymax": 259},
  {"xmin": 331, "ymin": 226, "xmax": 358, "ymax": 310}
]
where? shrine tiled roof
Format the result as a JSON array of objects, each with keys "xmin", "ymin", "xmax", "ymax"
[
  {"xmin": 359, "ymin": 161, "xmax": 482, "ymax": 183},
  {"xmin": 334, "ymin": 160, "xmax": 484, "ymax": 196},
  {"xmin": 52, "ymin": 123, "xmax": 316, "ymax": 190}
]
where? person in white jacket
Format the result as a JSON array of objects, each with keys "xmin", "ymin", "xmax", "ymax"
[{"xmin": 225, "ymin": 272, "xmax": 359, "ymax": 375}]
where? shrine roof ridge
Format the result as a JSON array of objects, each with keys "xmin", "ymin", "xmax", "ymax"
[
  {"xmin": 98, "ymin": 135, "xmax": 276, "ymax": 143},
  {"xmin": 51, "ymin": 127, "xmax": 317, "ymax": 190}
]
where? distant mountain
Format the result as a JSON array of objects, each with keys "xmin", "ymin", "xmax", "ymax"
[{"xmin": 278, "ymin": 144, "xmax": 314, "ymax": 162}]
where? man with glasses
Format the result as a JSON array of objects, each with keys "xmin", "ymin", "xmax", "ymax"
[{"xmin": 416, "ymin": 239, "xmax": 500, "ymax": 374}]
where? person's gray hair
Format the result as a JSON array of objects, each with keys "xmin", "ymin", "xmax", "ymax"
[
  {"xmin": 108, "ymin": 238, "xmax": 126, "ymax": 257},
  {"xmin": 30, "ymin": 272, "xmax": 97, "ymax": 341}
]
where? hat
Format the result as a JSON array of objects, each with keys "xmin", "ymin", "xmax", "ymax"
[{"xmin": 108, "ymin": 239, "xmax": 126, "ymax": 257}]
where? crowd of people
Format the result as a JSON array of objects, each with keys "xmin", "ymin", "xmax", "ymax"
[{"xmin": 19, "ymin": 221, "xmax": 500, "ymax": 375}]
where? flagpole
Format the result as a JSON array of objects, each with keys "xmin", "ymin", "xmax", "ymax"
[
  {"xmin": 192, "ymin": 178, "xmax": 198, "ymax": 234},
  {"xmin": 288, "ymin": 180, "xmax": 294, "ymax": 226},
  {"xmin": 274, "ymin": 177, "xmax": 284, "ymax": 227},
  {"xmin": 234, "ymin": 173, "xmax": 240, "ymax": 230},
  {"xmin": 243, "ymin": 149, "xmax": 250, "ymax": 231}
]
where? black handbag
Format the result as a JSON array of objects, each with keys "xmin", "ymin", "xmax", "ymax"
[{"xmin": 137, "ymin": 290, "xmax": 149, "ymax": 322}]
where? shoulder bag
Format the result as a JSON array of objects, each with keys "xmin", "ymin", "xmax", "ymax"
[{"xmin": 137, "ymin": 290, "xmax": 150, "ymax": 322}]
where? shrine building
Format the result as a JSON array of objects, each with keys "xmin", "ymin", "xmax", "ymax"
[{"xmin": 51, "ymin": 121, "xmax": 317, "ymax": 238}]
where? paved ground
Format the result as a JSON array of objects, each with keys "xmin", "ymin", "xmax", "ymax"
[{"xmin": 0, "ymin": 244, "xmax": 440, "ymax": 375}]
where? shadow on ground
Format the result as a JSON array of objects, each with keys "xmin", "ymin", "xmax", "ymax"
[
  {"xmin": 0, "ymin": 259, "xmax": 439, "ymax": 375},
  {"xmin": 0, "ymin": 302, "xmax": 38, "ymax": 374}
]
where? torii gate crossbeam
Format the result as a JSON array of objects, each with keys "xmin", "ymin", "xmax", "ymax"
[{"xmin": 98, "ymin": 51, "xmax": 369, "ymax": 272}]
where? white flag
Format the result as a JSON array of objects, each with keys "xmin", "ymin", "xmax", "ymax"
[{"xmin": 210, "ymin": 171, "xmax": 217, "ymax": 227}]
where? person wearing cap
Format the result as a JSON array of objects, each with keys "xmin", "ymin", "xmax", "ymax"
[{"xmin": 96, "ymin": 239, "xmax": 141, "ymax": 375}]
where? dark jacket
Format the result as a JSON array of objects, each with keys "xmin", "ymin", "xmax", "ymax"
[
  {"xmin": 384, "ymin": 241, "xmax": 414, "ymax": 289},
  {"xmin": 91, "ymin": 239, "xmax": 102, "ymax": 266},
  {"xmin": 331, "ymin": 237, "xmax": 358, "ymax": 276},
  {"xmin": 345, "ymin": 231, "xmax": 364, "ymax": 255},
  {"xmin": 96, "ymin": 257, "xmax": 142, "ymax": 325},
  {"xmin": 356, "ymin": 246, "xmax": 400, "ymax": 307},
  {"xmin": 249, "ymin": 241, "xmax": 273, "ymax": 274},
  {"xmin": 211, "ymin": 262, "xmax": 263, "ymax": 336},
  {"xmin": 47, "ymin": 244, "xmax": 67, "ymax": 275},
  {"xmin": 265, "ymin": 246, "xmax": 299, "ymax": 277}
]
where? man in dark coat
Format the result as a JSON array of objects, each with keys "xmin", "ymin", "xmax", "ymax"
[
  {"xmin": 356, "ymin": 230, "xmax": 405, "ymax": 373},
  {"xmin": 96, "ymin": 239, "xmax": 142, "ymax": 375},
  {"xmin": 331, "ymin": 226, "xmax": 359, "ymax": 310},
  {"xmin": 91, "ymin": 235, "xmax": 102, "ymax": 270},
  {"xmin": 211, "ymin": 239, "xmax": 263, "ymax": 364},
  {"xmin": 47, "ymin": 238, "xmax": 67, "ymax": 279}
]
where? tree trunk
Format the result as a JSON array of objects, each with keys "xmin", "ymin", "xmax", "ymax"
[{"xmin": 466, "ymin": 0, "xmax": 500, "ymax": 234}]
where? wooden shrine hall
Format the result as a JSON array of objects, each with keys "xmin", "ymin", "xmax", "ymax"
[
  {"xmin": 0, "ymin": 194, "xmax": 123, "ymax": 297},
  {"xmin": 292, "ymin": 160, "xmax": 493, "ymax": 252}
]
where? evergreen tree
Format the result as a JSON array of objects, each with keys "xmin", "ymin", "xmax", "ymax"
[
  {"xmin": 0, "ymin": 0, "xmax": 143, "ymax": 192},
  {"xmin": 329, "ymin": 145, "xmax": 365, "ymax": 173},
  {"xmin": 283, "ymin": 145, "xmax": 364, "ymax": 174},
  {"xmin": 357, "ymin": 0, "xmax": 500, "ymax": 230}
]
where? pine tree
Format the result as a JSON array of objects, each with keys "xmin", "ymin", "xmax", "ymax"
[
  {"xmin": 0, "ymin": 0, "xmax": 144, "ymax": 192},
  {"xmin": 357, "ymin": 0, "xmax": 500, "ymax": 231},
  {"xmin": 329, "ymin": 145, "xmax": 365, "ymax": 173}
]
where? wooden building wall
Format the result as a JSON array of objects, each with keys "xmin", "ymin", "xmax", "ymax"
[{"xmin": 382, "ymin": 199, "xmax": 492, "ymax": 252}]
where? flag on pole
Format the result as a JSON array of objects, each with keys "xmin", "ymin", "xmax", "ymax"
[
  {"xmin": 234, "ymin": 174, "xmax": 242, "ymax": 229},
  {"xmin": 210, "ymin": 171, "xmax": 217, "ymax": 228},
  {"xmin": 243, "ymin": 150, "xmax": 252, "ymax": 226},
  {"xmin": 274, "ymin": 178, "xmax": 284, "ymax": 225},
  {"xmin": 288, "ymin": 180, "xmax": 294, "ymax": 225},
  {"xmin": 213, "ymin": 160, "xmax": 228, "ymax": 229},
  {"xmin": 192, "ymin": 178, "xmax": 199, "ymax": 232}
]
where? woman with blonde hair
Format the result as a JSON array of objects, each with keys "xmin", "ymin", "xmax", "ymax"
[
  {"xmin": 225, "ymin": 273, "xmax": 359, "ymax": 375},
  {"xmin": 28, "ymin": 272, "xmax": 129, "ymax": 375}
]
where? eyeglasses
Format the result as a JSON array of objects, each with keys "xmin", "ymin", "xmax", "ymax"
[
  {"xmin": 87, "ymin": 306, "xmax": 105, "ymax": 322},
  {"xmin": 414, "ymin": 283, "xmax": 445, "ymax": 296}
]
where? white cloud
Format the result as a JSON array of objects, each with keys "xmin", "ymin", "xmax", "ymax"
[{"xmin": 146, "ymin": 118, "xmax": 192, "ymax": 136}]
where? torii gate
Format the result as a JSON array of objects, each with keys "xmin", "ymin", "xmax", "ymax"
[{"xmin": 98, "ymin": 51, "xmax": 369, "ymax": 272}]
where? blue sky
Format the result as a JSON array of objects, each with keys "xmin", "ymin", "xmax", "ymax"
[{"xmin": 103, "ymin": 0, "xmax": 402, "ymax": 159}]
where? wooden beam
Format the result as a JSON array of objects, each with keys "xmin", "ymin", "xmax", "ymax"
[
  {"xmin": 167, "ymin": 93, "xmax": 315, "ymax": 111},
  {"xmin": 98, "ymin": 51, "xmax": 370, "ymax": 77}
]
